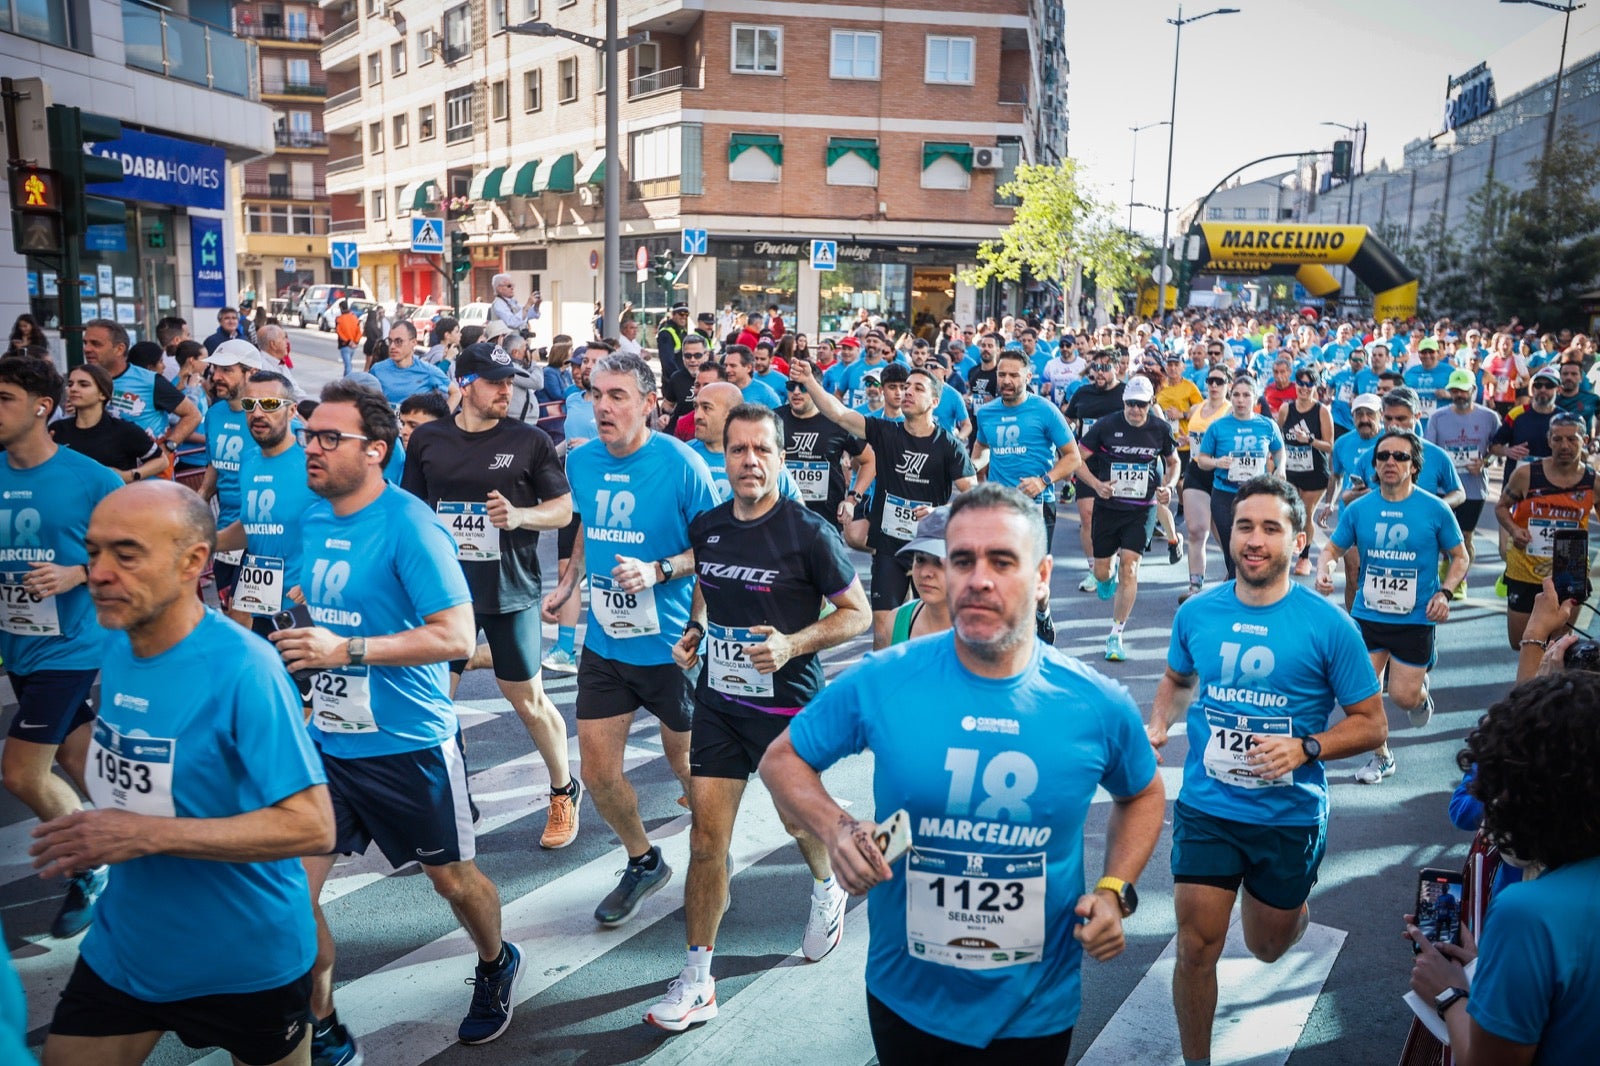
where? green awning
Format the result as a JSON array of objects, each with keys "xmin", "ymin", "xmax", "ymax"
[
  {"xmin": 826, "ymin": 137, "xmax": 878, "ymax": 169},
  {"xmin": 922, "ymin": 142, "xmax": 973, "ymax": 172},
  {"xmin": 511, "ymin": 159, "xmax": 541, "ymax": 196},
  {"xmin": 469, "ymin": 166, "xmax": 509, "ymax": 201},
  {"xmin": 729, "ymin": 133, "xmax": 783, "ymax": 165},
  {"xmin": 531, "ymin": 152, "xmax": 576, "ymax": 194},
  {"xmin": 408, "ymin": 179, "xmax": 438, "ymax": 211},
  {"xmin": 574, "ymin": 153, "xmax": 605, "ymax": 186}
]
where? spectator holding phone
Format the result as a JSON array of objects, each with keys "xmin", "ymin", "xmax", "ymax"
[{"xmin": 1406, "ymin": 672, "xmax": 1600, "ymax": 1063}]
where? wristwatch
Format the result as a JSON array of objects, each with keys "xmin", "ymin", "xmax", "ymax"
[
  {"xmin": 346, "ymin": 637, "xmax": 367, "ymax": 667},
  {"xmin": 658, "ymin": 557, "xmax": 675, "ymax": 583},
  {"xmin": 1094, "ymin": 876, "xmax": 1139, "ymax": 917},
  {"xmin": 1300, "ymin": 735, "xmax": 1322, "ymax": 763},
  {"xmin": 131, "ymin": 470, "xmax": 143, "ymax": 481},
  {"xmin": 162, "ymin": 439, "xmax": 178, "ymax": 452},
  {"xmin": 683, "ymin": 620, "xmax": 705, "ymax": 639},
  {"xmin": 1434, "ymin": 986, "xmax": 1469, "ymax": 1019}
]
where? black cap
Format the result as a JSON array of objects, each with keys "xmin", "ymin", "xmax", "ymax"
[
  {"xmin": 456, "ymin": 342, "xmax": 518, "ymax": 382},
  {"xmin": 697, "ymin": 311, "xmax": 715, "ymax": 324},
  {"xmin": 671, "ymin": 302, "xmax": 690, "ymax": 314}
]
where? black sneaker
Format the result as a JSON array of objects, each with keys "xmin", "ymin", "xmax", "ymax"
[
  {"xmin": 458, "ymin": 942, "xmax": 524, "ymax": 1045},
  {"xmin": 50, "ymin": 865, "xmax": 108, "ymax": 940},
  {"xmin": 1035, "ymin": 609, "xmax": 1056, "ymax": 646},
  {"xmin": 311, "ymin": 1017, "xmax": 362, "ymax": 1066},
  {"xmin": 1168, "ymin": 540, "xmax": 1184, "ymax": 565},
  {"xmin": 595, "ymin": 846, "xmax": 673, "ymax": 927}
]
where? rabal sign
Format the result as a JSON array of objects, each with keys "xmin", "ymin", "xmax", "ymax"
[{"xmin": 1442, "ymin": 62, "xmax": 1497, "ymax": 134}]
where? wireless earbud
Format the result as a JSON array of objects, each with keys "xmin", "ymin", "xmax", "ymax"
[
  {"xmin": 367, "ymin": 450, "xmax": 380, "ymax": 458},
  {"xmin": 35, "ymin": 406, "xmax": 46, "ymax": 417}
]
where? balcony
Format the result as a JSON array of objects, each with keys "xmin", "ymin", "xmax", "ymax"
[
  {"xmin": 275, "ymin": 129, "xmax": 329, "ymax": 148},
  {"xmin": 244, "ymin": 181, "xmax": 327, "ymax": 200},
  {"xmin": 122, "ymin": 0, "xmax": 255, "ymax": 98},
  {"xmin": 323, "ymin": 20, "xmax": 358, "ymax": 46},
  {"xmin": 628, "ymin": 65, "xmax": 696, "ymax": 100},
  {"xmin": 325, "ymin": 85, "xmax": 361, "ymax": 109},
  {"xmin": 999, "ymin": 82, "xmax": 1027, "ymax": 106},
  {"xmin": 262, "ymin": 75, "xmax": 328, "ymax": 97},
  {"xmin": 327, "ymin": 153, "xmax": 363, "ymax": 174},
  {"xmin": 237, "ymin": 21, "xmax": 323, "ymax": 43},
  {"xmin": 329, "ymin": 217, "xmax": 366, "ymax": 233}
]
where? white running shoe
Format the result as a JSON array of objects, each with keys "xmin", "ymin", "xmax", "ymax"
[
  {"xmin": 1355, "ymin": 752, "xmax": 1397, "ymax": 784},
  {"xmin": 801, "ymin": 882, "xmax": 848, "ymax": 962},
  {"xmin": 1408, "ymin": 688, "xmax": 1435, "ymax": 730},
  {"xmin": 644, "ymin": 969, "xmax": 718, "ymax": 1032},
  {"xmin": 1077, "ymin": 573, "xmax": 1098, "ymax": 593}
]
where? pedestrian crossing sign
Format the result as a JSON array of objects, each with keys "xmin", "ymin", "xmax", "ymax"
[
  {"xmin": 810, "ymin": 239, "xmax": 837, "ymax": 271},
  {"xmin": 411, "ymin": 217, "xmax": 444, "ymax": 254}
]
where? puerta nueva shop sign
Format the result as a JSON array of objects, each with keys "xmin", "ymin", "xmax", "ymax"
[{"xmin": 1442, "ymin": 62, "xmax": 1497, "ymax": 134}]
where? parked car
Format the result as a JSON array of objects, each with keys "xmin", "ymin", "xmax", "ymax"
[
  {"xmin": 456, "ymin": 302, "xmax": 492, "ymax": 331},
  {"xmin": 316, "ymin": 298, "xmax": 378, "ymax": 332},
  {"xmin": 298, "ymin": 284, "xmax": 368, "ymax": 329},
  {"xmin": 407, "ymin": 304, "xmax": 452, "ymax": 341}
]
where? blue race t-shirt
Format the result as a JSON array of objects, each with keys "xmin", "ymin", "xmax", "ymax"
[
  {"xmin": 1326, "ymin": 368, "xmax": 1379, "ymax": 428},
  {"xmin": 1168, "ymin": 582, "xmax": 1380, "ymax": 824},
  {"xmin": 975, "ymin": 394, "xmax": 1075, "ymax": 504},
  {"xmin": 370, "ymin": 358, "xmax": 450, "ymax": 406},
  {"xmin": 563, "ymin": 389, "xmax": 598, "ymax": 444},
  {"xmin": 1469, "ymin": 855, "xmax": 1600, "ymax": 1063},
  {"xmin": 932, "ymin": 383, "xmax": 970, "ymax": 433},
  {"xmin": 0, "ymin": 447, "xmax": 121, "ymax": 675},
  {"xmin": 300, "ymin": 485, "xmax": 472, "ymax": 759},
  {"xmin": 203, "ymin": 401, "xmax": 254, "ymax": 526},
  {"xmin": 687, "ymin": 438, "xmax": 804, "ymax": 504},
  {"xmin": 789, "ymin": 637, "xmax": 1157, "ymax": 1047},
  {"xmin": 238, "ymin": 442, "xmax": 319, "ymax": 593},
  {"xmin": 739, "ymin": 378, "xmax": 783, "ymax": 408},
  {"xmin": 1198, "ymin": 413, "xmax": 1284, "ymax": 494},
  {"xmin": 80, "ymin": 609, "xmax": 324, "ymax": 1001},
  {"xmin": 1333, "ymin": 488, "xmax": 1463, "ymax": 627},
  {"xmin": 566, "ymin": 432, "xmax": 718, "ymax": 666},
  {"xmin": 754, "ymin": 369, "xmax": 789, "ymax": 397},
  {"xmin": 1404, "ymin": 365, "xmax": 1454, "ymax": 427}
]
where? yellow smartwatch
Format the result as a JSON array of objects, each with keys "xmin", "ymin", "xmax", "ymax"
[{"xmin": 1095, "ymin": 876, "xmax": 1138, "ymax": 917}]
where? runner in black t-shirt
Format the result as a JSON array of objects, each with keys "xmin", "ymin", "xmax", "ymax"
[
  {"xmin": 1064, "ymin": 353, "xmax": 1129, "ymax": 591},
  {"xmin": 400, "ymin": 343, "xmax": 582, "ymax": 849},
  {"xmin": 52, "ymin": 364, "xmax": 164, "ymax": 482},
  {"xmin": 791, "ymin": 359, "xmax": 976, "ymax": 648},
  {"xmin": 659, "ymin": 334, "xmax": 710, "ymax": 430},
  {"xmin": 779, "ymin": 374, "xmax": 871, "ymax": 528},
  {"xmin": 648, "ymin": 403, "xmax": 869, "ymax": 1032},
  {"xmin": 966, "ymin": 331, "xmax": 1003, "ymax": 411}
]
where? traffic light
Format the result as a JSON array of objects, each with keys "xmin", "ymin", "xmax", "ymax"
[
  {"xmin": 8, "ymin": 164, "xmax": 64, "ymax": 256},
  {"xmin": 450, "ymin": 230, "xmax": 470, "ymax": 279},
  {"xmin": 1331, "ymin": 140, "xmax": 1353, "ymax": 181},
  {"xmin": 47, "ymin": 106, "xmax": 126, "ymax": 236},
  {"xmin": 653, "ymin": 252, "xmax": 675, "ymax": 289}
]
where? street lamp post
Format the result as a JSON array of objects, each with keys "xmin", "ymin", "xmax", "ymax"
[
  {"xmin": 1321, "ymin": 119, "xmax": 1365, "ymax": 303},
  {"xmin": 1501, "ymin": 0, "xmax": 1586, "ymax": 159},
  {"xmin": 1157, "ymin": 5, "xmax": 1240, "ymax": 322},
  {"xmin": 1128, "ymin": 121, "xmax": 1170, "ymax": 234},
  {"xmin": 510, "ymin": 1, "xmax": 649, "ymax": 338}
]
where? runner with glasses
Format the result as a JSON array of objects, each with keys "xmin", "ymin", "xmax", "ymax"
[{"xmin": 1277, "ymin": 369, "xmax": 1334, "ymax": 576}]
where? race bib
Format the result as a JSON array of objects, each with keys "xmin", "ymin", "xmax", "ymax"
[
  {"xmin": 706, "ymin": 623, "xmax": 774, "ymax": 698},
  {"xmin": 1449, "ymin": 446, "xmax": 1477, "ymax": 473},
  {"xmin": 906, "ymin": 847, "xmax": 1045, "ymax": 970},
  {"xmin": 213, "ymin": 549, "xmax": 243, "ymax": 566},
  {"xmin": 233, "ymin": 554, "xmax": 285, "ymax": 616},
  {"xmin": 1110, "ymin": 463, "xmax": 1150, "ymax": 500},
  {"xmin": 590, "ymin": 574, "xmax": 660, "ymax": 637},
  {"xmin": 882, "ymin": 493, "xmax": 932, "ymax": 542},
  {"xmin": 0, "ymin": 574, "xmax": 60, "ymax": 636},
  {"xmin": 1417, "ymin": 394, "xmax": 1437, "ymax": 420},
  {"xmin": 310, "ymin": 666, "xmax": 376, "ymax": 734},
  {"xmin": 1286, "ymin": 445, "xmax": 1313, "ymax": 473},
  {"xmin": 87, "ymin": 720, "xmax": 176, "ymax": 817},
  {"xmin": 1527, "ymin": 518, "xmax": 1579, "ymax": 559},
  {"xmin": 1228, "ymin": 451, "xmax": 1267, "ymax": 483},
  {"xmin": 1337, "ymin": 382, "xmax": 1354, "ymax": 404},
  {"xmin": 1363, "ymin": 565, "xmax": 1419, "ymax": 615},
  {"xmin": 1202, "ymin": 706, "xmax": 1292, "ymax": 790},
  {"xmin": 437, "ymin": 501, "xmax": 500, "ymax": 561},
  {"xmin": 787, "ymin": 461, "xmax": 829, "ymax": 503}
]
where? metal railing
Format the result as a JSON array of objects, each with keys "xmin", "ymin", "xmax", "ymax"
[
  {"xmin": 243, "ymin": 182, "xmax": 327, "ymax": 200},
  {"xmin": 325, "ymin": 85, "xmax": 362, "ymax": 109},
  {"xmin": 322, "ymin": 20, "xmax": 359, "ymax": 46},
  {"xmin": 261, "ymin": 75, "xmax": 327, "ymax": 96},
  {"xmin": 236, "ymin": 21, "xmax": 322, "ymax": 42},
  {"xmin": 274, "ymin": 129, "xmax": 329, "ymax": 148},
  {"xmin": 326, "ymin": 154, "xmax": 364, "ymax": 173},
  {"xmin": 628, "ymin": 65, "xmax": 695, "ymax": 99},
  {"xmin": 329, "ymin": 217, "xmax": 366, "ymax": 233},
  {"xmin": 122, "ymin": 0, "xmax": 254, "ymax": 97}
]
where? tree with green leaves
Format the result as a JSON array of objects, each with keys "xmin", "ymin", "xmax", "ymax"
[
  {"xmin": 1488, "ymin": 126, "xmax": 1600, "ymax": 327},
  {"xmin": 962, "ymin": 161, "xmax": 1146, "ymax": 313}
]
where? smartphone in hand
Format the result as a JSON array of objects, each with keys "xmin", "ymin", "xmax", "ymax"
[
  {"xmin": 1414, "ymin": 867, "xmax": 1464, "ymax": 954},
  {"xmin": 272, "ymin": 604, "xmax": 318, "ymax": 683}
]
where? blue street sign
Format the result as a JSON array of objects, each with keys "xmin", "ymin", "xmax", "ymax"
[
  {"xmin": 810, "ymin": 239, "xmax": 837, "ymax": 271},
  {"xmin": 681, "ymin": 228, "xmax": 708, "ymax": 256},
  {"xmin": 331, "ymin": 241, "xmax": 360, "ymax": 270},
  {"xmin": 411, "ymin": 216, "xmax": 444, "ymax": 255}
]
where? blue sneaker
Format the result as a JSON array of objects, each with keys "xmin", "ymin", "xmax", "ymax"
[
  {"xmin": 458, "ymin": 942, "xmax": 524, "ymax": 1045},
  {"xmin": 1096, "ymin": 574, "xmax": 1118, "ymax": 602},
  {"xmin": 311, "ymin": 1017, "xmax": 362, "ymax": 1066},
  {"xmin": 50, "ymin": 865, "xmax": 107, "ymax": 939},
  {"xmin": 1104, "ymin": 633, "xmax": 1128, "ymax": 662},
  {"xmin": 595, "ymin": 846, "xmax": 673, "ymax": 927}
]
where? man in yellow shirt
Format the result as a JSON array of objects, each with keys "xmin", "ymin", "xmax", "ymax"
[{"xmin": 1156, "ymin": 354, "xmax": 1204, "ymax": 563}]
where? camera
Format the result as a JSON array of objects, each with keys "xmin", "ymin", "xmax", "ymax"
[{"xmin": 1564, "ymin": 639, "xmax": 1600, "ymax": 673}]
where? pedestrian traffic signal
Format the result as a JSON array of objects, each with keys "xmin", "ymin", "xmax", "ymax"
[
  {"xmin": 451, "ymin": 230, "xmax": 470, "ymax": 279},
  {"xmin": 1331, "ymin": 140, "xmax": 1353, "ymax": 181},
  {"xmin": 8, "ymin": 164, "xmax": 65, "ymax": 255},
  {"xmin": 653, "ymin": 252, "xmax": 675, "ymax": 289},
  {"xmin": 46, "ymin": 106, "xmax": 126, "ymax": 236}
]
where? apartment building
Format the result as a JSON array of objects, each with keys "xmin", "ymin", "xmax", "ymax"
[
  {"xmin": 2, "ymin": 0, "xmax": 274, "ymax": 341},
  {"xmin": 320, "ymin": 0, "xmax": 1066, "ymax": 339},
  {"xmin": 233, "ymin": 0, "xmax": 334, "ymax": 297}
]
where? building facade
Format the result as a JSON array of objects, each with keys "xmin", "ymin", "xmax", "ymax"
[
  {"xmin": 2, "ymin": 0, "xmax": 274, "ymax": 344},
  {"xmin": 319, "ymin": 0, "xmax": 1067, "ymax": 341}
]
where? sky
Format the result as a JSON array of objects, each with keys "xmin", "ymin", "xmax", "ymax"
[{"xmin": 1065, "ymin": 0, "xmax": 1585, "ymax": 239}]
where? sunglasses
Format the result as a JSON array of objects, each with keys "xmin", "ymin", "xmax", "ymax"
[
  {"xmin": 1373, "ymin": 450, "xmax": 1413, "ymax": 464},
  {"xmin": 1091, "ymin": 364, "xmax": 1112, "ymax": 373},
  {"xmin": 1207, "ymin": 378, "xmax": 1227, "ymax": 386},
  {"xmin": 785, "ymin": 382, "xmax": 806, "ymax": 391},
  {"xmin": 1296, "ymin": 379, "xmax": 1315, "ymax": 387},
  {"xmin": 1125, "ymin": 399, "xmax": 1150, "ymax": 409},
  {"xmin": 240, "ymin": 397, "xmax": 292, "ymax": 413}
]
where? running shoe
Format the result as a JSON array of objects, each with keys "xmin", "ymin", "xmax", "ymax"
[
  {"xmin": 801, "ymin": 882, "xmax": 848, "ymax": 962},
  {"xmin": 1096, "ymin": 573, "xmax": 1118, "ymax": 602},
  {"xmin": 50, "ymin": 865, "xmax": 108, "ymax": 940},
  {"xmin": 1409, "ymin": 687, "xmax": 1435, "ymax": 730},
  {"xmin": 1293, "ymin": 557, "xmax": 1313, "ymax": 577},
  {"xmin": 1104, "ymin": 633, "xmax": 1127, "ymax": 662},
  {"xmin": 1077, "ymin": 573, "xmax": 1097, "ymax": 593},
  {"xmin": 540, "ymin": 780, "xmax": 581, "ymax": 850},
  {"xmin": 644, "ymin": 968, "xmax": 718, "ymax": 1032},
  {"xmin": 1494, "ymin": 574, "xmax": 1508, "ymax": 598},
  {"xmin": 1355, "ymin": 752, "xmax": 1397, "ymax": 785},
  {"xmin": 1168, "ymin": 539, "xmax": 1184, "ymax": 565},
  {"xmin": 541, "ymin": 648, "xmax": 579, "ymax": 675},
  {"xmin": 311, "ymin": 1017, "xmax": 362, "ymax": 1066},
  {"xmin": 1451, "ymin": 579, "xmax": 1468, "ymax": 601},
  {"xmin": 458, "ymin": 942, "xmax": 524, "ymax": 1045},
  {"xmin": 595, "ymin": 846, "xmax": 672, "ymax": 927},
  {"xmin": 1178, "ymin": 579, "xmax": 1204, "ymax": 604},
  {"xmin": 1035, "ymin": 608, "xmax": 1057, "ymax": 646}
]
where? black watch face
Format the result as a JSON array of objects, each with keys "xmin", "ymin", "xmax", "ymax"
[
  {"xmin": 1302, "ymin": 736, "xmax": 1321, "ymax": 761},
  {"xmin": 1122, "ymin": 882, "xmax": 1139, "ymax": 915}
]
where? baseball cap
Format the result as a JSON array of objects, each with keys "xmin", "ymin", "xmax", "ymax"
[
  {"xmin": 1447, "ymin": 369, "xmax": 1476, "ymax": 391},
  {"xmin": 1418, "ymin": 338, "xmax": 1440, "ymax": 352},
  {"xmin": 1533, "ymin": 367, "xmax": 1561, "ymax": 384},
  {"xmin": 210, "ymin": 339, "xmax": 264, "ymax": 369},
  {"xmin": 1164, "ymin": 352, "xmax": 1182, "ymax": 363},
  {"xmin": 671, "ymin": 303, "xmax": 690, "ymax": 314},
  {"xmin": 482, "ymin": 319, "xmax": 512, "ymax": 342},
  {"xmin": 862, "ymin": 370, "xmax": 883, "ymax": 387},
  {"xmin": 896, "ymin": 506, "xmax": 950, "ymax": 562},
  {"xmin": 839, "ymin": 336, "xmax": 861, "ymax": 349},
  {"xmin": 1351, "ymin": 393, "xmax": 1382, "ymax": 413},
  {"xmin": 456, "ymin": 342, "xmax": 518, "ymax": 382},
  {"xmin": 1123, "ymin": 376, "xmax": 1155, "ymax": 403}
]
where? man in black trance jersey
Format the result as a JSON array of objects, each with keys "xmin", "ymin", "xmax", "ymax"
[{"xmin": 779, "ymin": 361, "xmax": 874, "ymax": 529}]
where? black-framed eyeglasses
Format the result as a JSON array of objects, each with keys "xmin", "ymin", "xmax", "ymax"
[
  {"xmin": 1091, "ymin": 364, "xmax": 1112, "ymax": 373},
  {"xmin": 1207, "ymin": 348, "xmax": 1224, "ymax": 355},
  {"xmin": 387, "ymin": 335, "xmax": 411, "ymax": 344},
  {"xmin": 296, "ymin": 428, "xmax": 372, "ymax": 451},
  {"xmin": 1374, "ymin": 450, "xmax": 1413, "ymax": 464},
  {"xmin": 1296, "ymin": 378, "xmax": 1316, "ymax": 387},
  {"xmin": 240, "ymin": 397, "xmax": 292, "ymax": 413}
]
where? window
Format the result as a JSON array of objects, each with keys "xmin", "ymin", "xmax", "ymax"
[
  {"xmin": 419, "ymin": 104, "xmax": 436, "ymax": 140},
  {"xmin": 367, "ymin": 52, "xmax": 383, "ymax": 85},
  {"xmin": 393, "ymin": 113, "xmax": 409, "ymax": 147},
  {"xmin": 443, "ymin": 4, "xmax": 471, "ymax": 63},
  {"xmin": 371, "ymin": 189, "xmax": 386, "ymax": 220},
  {"xmin": 490, "ymin": 0, "xmax": 507, "ymax": 32},
  {"xmin": 830, "ymin": 31, "xmax": 880, "ymax": 80},
  {"xmin": 630, "ymin": 125, "xmax": 681, "ymax": 197},
  {"xmin": 491, "ymin": 80, "xmax": 509, "ymax": 121},
  {"xmin": 524, "ymin": 69, "xmax": 543, "ymax": 112},
  {"xmin": 418, "ymin": 27, "xmax": 436, "ymax": 66},
  {"xmin": 395, "ymin": 184, "xmax": 410, "ymax": 217},
  {"xmin": 826, "ymin": 138, "xmax": 878, "ymax": 188},
  {"xmin": 7, "ymin": 0, "xmax": 74, "ymax": 47},
  {"xmin": 391, "ymin": 42, "xmax": 406, "ymax": 76},
  {"xmin": 525, "ymin": 0, "xmax": 540, "ymax": 16},
  {"xmin": 634, "ymin": 41, "xmax": 660, "ymax": 81},
  {"xmin": 992, "ymin": 137, "xmax": 1022, "ymax": 206},
  {"xmin": 595, "ymin": 50, "xmax": 606, "ymax": 92},
  {"xmin": 925, "ymin": 35, "xmax": 974, "ymax": 85},
  {"xmin": 1256, "ymin": 206, "xmax": 1271, "ymax": 220},
  {"xmin": 1206, "ymin": 207, "xmax": 1223, "ymax": 220},
  {"xmin": 445, "ymin": 86, "xmax": 474, "ymax": 142},
  {"xmin": 559, "ymin": 57, "xmax": 578, "ymax": 102},
  {"xmin": 1233, "ymin": 207, "xmax": 1248, "ymax": 220},
  {"xmin": 732, "ymin": 25, "xmax": 781, "ymax": 75},
  {"xmin": 368, "ymin": 121, "xmax": 383, "ymax": 153},
  {"xmin": 287, "ymin": 59, "xmax": 311, "ymax": 89},
  {"xmin": 289, "ymin": 110, "xmax": 312, "ymax": 132},
  {"xmin": 921, "ymin": 142, "xmax": 972, "ymax": 191},
  {"xmin": 728, "ymin": 134, "xmax": 782, "ymax": 183}
]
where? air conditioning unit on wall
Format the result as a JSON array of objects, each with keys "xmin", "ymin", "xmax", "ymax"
[
  {"xmin": 972, "ymin": 147, "xmax": 1003, "ymax": 170},
  {"xmin": 578, "ymin": 186, "xmax": 598, "ymax": 206}
]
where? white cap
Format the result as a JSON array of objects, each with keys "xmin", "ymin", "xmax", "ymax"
[
  {"xmin": 1351, "ymin": 392, "xmax": 1382, "ymax": 413},
  {"xmin": 482, "ymin": 319, "xmax": 512, "ymax": 341},
  {"xmin": 210, "ymin": 339, "xmax": 264, "ymax": 369},
  {"xmin": 1123, "ymin": 375, "xmax": 1155, "ymax": 403}
]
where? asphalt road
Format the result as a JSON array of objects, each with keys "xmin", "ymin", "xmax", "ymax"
[{"xmin": 0, "ymin": 356, "xmax": 1529, "ymax": 1062}]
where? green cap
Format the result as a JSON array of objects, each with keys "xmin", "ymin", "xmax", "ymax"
[
  {"xmin": 1418, "ymin": 338, "xmax": 1440, "ymax": 352},
  {"xmin": 1447, "ymin": 369, "xmax": 1476, "ymax": 391}
]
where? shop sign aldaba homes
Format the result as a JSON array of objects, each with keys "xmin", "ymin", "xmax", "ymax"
[{"xmin": 85, "ymin": 128, "xmax": 226, "ymax": 212}]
